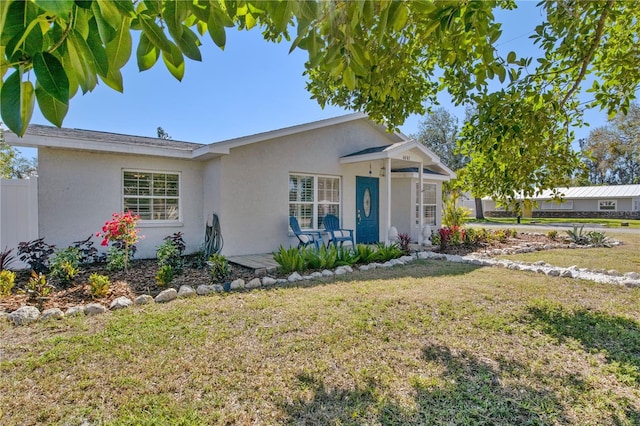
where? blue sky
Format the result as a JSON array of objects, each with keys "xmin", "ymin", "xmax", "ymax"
[{"xmin": 21, "ymin": 1, "xmax": 610, "ymax": 153}]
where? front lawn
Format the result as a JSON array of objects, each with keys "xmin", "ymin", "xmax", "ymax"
[{"xmin": 2, "ymin": 256, "xmax": 640, "ymax": 425}]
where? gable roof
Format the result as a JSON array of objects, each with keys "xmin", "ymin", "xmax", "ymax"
[
  {"xmin": 191, "ymin": 112, "xmax": 400, "ymax": 158},
  {"xmin": 340, "ymin": 140, "xmax": 456, "ymax": 179},
  {"xmin": 6, "ymin": 113, "xmax": 401, "ymax": 161}
]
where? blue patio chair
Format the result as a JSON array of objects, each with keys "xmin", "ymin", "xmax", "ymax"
[
  {"xmin": 323, "ymin": 214, "xmax": 355, "ymax": 248},
  {"xmin": 289, "ymin": 216, "xmax": 322, "ymax": 250}
]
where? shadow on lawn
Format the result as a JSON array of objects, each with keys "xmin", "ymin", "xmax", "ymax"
[
  {"xmin": 284, "ymin": 343, "xmax": 565, "ymax": 425},
  {"xmin": 526, "ymin": 302, "xmax": 640, "ymax": 386}
]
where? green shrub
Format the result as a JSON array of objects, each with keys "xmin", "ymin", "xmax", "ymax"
[
  {"xmin": 155, "ymin": 265, "xmax": 175, "ymax": 287},
  {"xmin": 88, "ymin": 273, "xmax": 110, "ymax": 298},
  {"xmin": 208, "ymin": 253, "xmax": 230, "ymax": 281},
  {"xmin": 273, "ymin": 246, "xmax": 305, "ymax": 274},
  {"xmin": 106, "ymin": 246, "xmax": 128, "ymax": 271},
  {"xmin": 303, "ymin": 245, "xmax": 337, "ymax": 270},
  {"xmin": 156, "ymin": 240, "xmax": 183, "ymax": 275},
  {"xmin": 355, "ymin": 244, "xmax": 378, "ymax": 264},
  {"xmin": 442, "ymin": 195, "xmax": 471, "ymax": 228},
  {"xmin": 336, "ymin": 246, "xmax": 360, "ymax": 266},
  {"xmin": 492, "ymin": 229, "xmax": 508, "ymax": 244},
  {"xmin": 23, "ymin": 271, "xmax": 53, "ymax": 307},
  {"xmin": 374, "ymin": 242, "xmax": 403, "ymax": 262},
  {"xmin": 546, "ymin": 230, "xmax": 558, "ymax": 240},
  {"xmin": 566, "ymin": 225, "xmax": 589, "ymax": 245},
  {"xmin": 49, "ymin": 247, "xmax": 81, "ymax": 287},
  {"xmin": 0, "ymin": 270, "xmax": 16, "ymax": 296},
  {"xmin": 587, "ymin": 231, "xmax": 611, "ymax": 247}
]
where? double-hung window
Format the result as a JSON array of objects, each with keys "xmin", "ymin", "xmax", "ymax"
[
  {"xmin": 123, "ymin": 170, "xmax": 180, "ymax": 221},
  {"xmin": 289, "ymin": 174, "xmax": 340, "ymax": 229},
  {"xmin": 416, "ymin": 182, "xmax": 437, "ymax": 226}
]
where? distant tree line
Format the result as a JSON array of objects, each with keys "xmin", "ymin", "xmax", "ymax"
[{"xmin": 578, "ymin": 102, "xmax": 640, "ymax": 185}]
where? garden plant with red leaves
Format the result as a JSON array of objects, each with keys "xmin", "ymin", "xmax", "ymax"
[{"xmin": 96, "ymin": 212, "xmax": 142, "ymax": 272}]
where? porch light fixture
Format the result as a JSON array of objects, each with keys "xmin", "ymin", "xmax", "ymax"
[{"xmin": 369, "ymin": 163, "xmax": 372, "ymax": 176}]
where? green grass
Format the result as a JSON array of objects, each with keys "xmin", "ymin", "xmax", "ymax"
[
  {"xmin": 2, "ymin": 244, "xmax": 640, "ymax": 425},
  {"xmin": 498, "ymin": 231, "xmax": 640, "ymax": 273},
  {"xmin": 470, "ymin": 217, "xmax": 640, "ymax": 228}
]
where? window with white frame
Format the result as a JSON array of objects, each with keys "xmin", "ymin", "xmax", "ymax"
[
  {"xmin": 123, "ymin": 170, "xmax": 180, "ymax": 221},
  {"xmin": 289, "ymin": 174, "xmax": 340, "ymax": 229},
  {"xmin": 416, "ymin": 182, "xmax": 437, "ymax": 226},
  {"xmin": 541, "ymin": 201, "xmax": 574, "ymax": 210},
  {"xmin": 598, "ymin": 200, "xmax": 617, "ymax": 211}
]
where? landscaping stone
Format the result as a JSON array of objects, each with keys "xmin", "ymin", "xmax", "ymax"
[
  {"xmin": 230, "ymin": 279, "xmax": 245, "ymax": 290},
  {"xmin": 607, "ymin": 270, "xmax": 622, "ymax": 277},
  {"xmin": 85, "ymin": 303, "xmax": 107, "ymax": 316},
  {"xmin": 624, "ymin": 272, "xmax": 640, "ymax": 280},
  {"xmin": 8, "ymin": 306, "xmax": 40, "ymax": 325},
  {"xmin": 196, "ymin": 285, "xmax": 216, "ymax": 295},
  {"xmin": 41, "ymin": 308, "xmax": 64, "ymax": 321},
  {"xmin": 262, "ymin": 277, "xmax": 277, "ymax": 286},
  {"xmin": 560, "ymin": 270, "xmax": 573, "ymax": 278},
  {"xmin": 276, "ymin": 278, "xmax": 288, "ymax": 284},
  {"xmin": 310, "ymin": 271, "xmax": 323, "ymax": 279},
  {"xmin": 178, "ymin": 285, "xmax": 197, "ymax": 298},
  {"xmin": 155, "ymin": 288, "xmax": 178, "ymax": 303},
  {"xmin": 321, "ymin": 269, "xmax": 334, "ymax": 277},
  {"xmin": 335, "ymin": 266, "xmax": 353, "ymax": 275},
  {"xmin": 379, "ymin": 261, "xmax": 394, "ymax": 268},
  {"xmin": 66, "ymin": 306, "xmax": 85, "ymax": 316},
  {"xmin": 288, "ymin": 272, "xmax": 303, "ymax": 282},
  {"xmin": 359, "ymin": 264, "xmax": 371, "ymax": 271},
  {"xmin": 135, "ymin": 295, "xmax": 154, "ymax": 305},
  {"xmin": 400, "ymin": 255, "xmax": 415, "ymax": 263},
  {"xmin": 110, "ymin": 296, "xmax": 133, "ymax": 310},
  {"xmin": 246, "ymin": 278, "xmax": 262, "ymax": 289}
]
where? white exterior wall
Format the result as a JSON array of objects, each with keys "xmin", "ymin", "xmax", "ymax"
[
  {"xmin": 215, "ymin": 121, "xmax": 393, "ymax": 255},
  {"xmin": 0, "ymin": 178, "xmax": 39, "ymax": 267},
  {"xmin": 390, "ymin": 178, "xmax": 413, "ymax": 238},
  {"xmin": 38, "ymin": 148, "xmax": 204, "ymax": 259}
]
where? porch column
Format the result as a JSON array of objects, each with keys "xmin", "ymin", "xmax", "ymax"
[
  {"xmin": 418, "ymin": 162, "xmax": 424, "ymax": 244},
  {"xmin": 385, "ymin": 157, "xmax": 391, "ymax": 244}
]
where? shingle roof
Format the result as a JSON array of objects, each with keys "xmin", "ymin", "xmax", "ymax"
[{"xmin": 23, "ymin": 124, "xmax": 204, "ymax": 151}]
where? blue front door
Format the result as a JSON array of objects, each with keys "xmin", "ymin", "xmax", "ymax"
[{"xmin": 356, "ymin": 176, "xmax": 379, "ymax": 244}]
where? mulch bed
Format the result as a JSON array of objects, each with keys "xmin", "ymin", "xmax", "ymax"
[{"xmin": 1, "ymin": 232, "xmax": 553, "ymax": 313}]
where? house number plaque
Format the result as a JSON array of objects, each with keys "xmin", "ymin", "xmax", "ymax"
[{"xmin": 363, "ymin": 188, "xmax": 371, "ymax": 217}]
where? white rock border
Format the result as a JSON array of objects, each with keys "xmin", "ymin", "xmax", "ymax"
[{"xmin": 3, "ymin": 240, "xmax": 639, "ymax": 325}]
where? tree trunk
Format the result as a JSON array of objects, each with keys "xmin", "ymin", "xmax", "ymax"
[{"xmin": 474, "ymin": 197, "xmax": 485, "ymax": 219}]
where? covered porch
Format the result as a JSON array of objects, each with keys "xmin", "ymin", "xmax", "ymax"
[{"xmin": 340, "ymin": 140, "xmax": 455, "ymax": 245}]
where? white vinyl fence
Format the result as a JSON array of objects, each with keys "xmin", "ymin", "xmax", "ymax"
[{"xmin": 0, "ymin": 178, "xmax": 39, "ymax": 267}]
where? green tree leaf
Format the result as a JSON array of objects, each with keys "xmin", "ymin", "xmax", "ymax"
[
  {"xmin": 33, "ymin": 0, "xmax": 74, "ymax": 16},
  {"xmin": 139, "ymin": 14, "xmax": 172, "ymax": 52},
  {"xmin": 207, "ymin": 13, "xmax": 226, "ymax": 49},
  {"xmin": 33, "ymin": 52, "xmax": 69, "ymax": 104},
  {"xmin": 20, "ymin": 80, "xmax": 35, "ymax": 130},
  {"xmin": 0, "ymin": 71, "xmax": 25, "ymax": 136},
  {"xmin": 175, "ymin": 25, "xmax": 202, "ymax": 61},
  {"xmin": 136, "ymin": 32, "xmax": 159, "ymax": 71},
  {"xmin": 35, "ymin": 81, "xmax": 68, "ymax": 127},
  {"xmin": 161, "ymin": 42, "xmax": 185, "ymax": 81}
]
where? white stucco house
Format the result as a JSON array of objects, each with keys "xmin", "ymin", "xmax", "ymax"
[
  {"xmin": 4, "ymin": 113, "xmax": 455, "ymax": 258},
  {"xmin": 482, "ymin": 185, "xmax": 640, "ymax": 219}
]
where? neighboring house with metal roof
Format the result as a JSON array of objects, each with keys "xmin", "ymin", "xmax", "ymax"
[
  {"xmin": 483, "ymin": 185, "xmax": 640, "ymax": 219},
  {"xmin": 3, "ymin": 113, "xmax": 455, "ymax": 258}
]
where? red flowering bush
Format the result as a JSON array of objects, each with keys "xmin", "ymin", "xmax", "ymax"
[{"xmin": 96, "ymin": 212, "xmax": 141, "ymax": 271}]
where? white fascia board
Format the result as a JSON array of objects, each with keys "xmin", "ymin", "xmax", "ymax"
[
  {"xmin": 6, "ymin": 132, "xmax": 194, "ymax": 159},
  {"xmin": 391, "ymin": 172, "xmax": 452, "ymax": 181}
]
